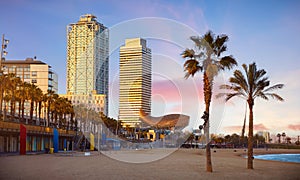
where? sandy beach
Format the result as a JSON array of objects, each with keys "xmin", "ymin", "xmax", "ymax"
[{"xmin": 0, "ymin": 148, "xmax": 299, "ymax": 180}]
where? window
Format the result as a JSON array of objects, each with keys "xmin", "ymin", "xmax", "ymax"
[
  {"xmin": 31, "ymin": 71, "xmax": 37, "ymax": 76},
  {"xmin": 31, "ymin": 79, "xmax": 37, "ymax": 83},
  {"xmin": 24, "ymin": 74, "xmax": 30, "ymax": 79}
]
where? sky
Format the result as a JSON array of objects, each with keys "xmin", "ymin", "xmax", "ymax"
[{"xmin": 1, "ymin": 0, "xmax": 300, "ymax": 138}]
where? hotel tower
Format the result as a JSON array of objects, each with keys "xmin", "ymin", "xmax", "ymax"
[
  {"xmin": 66, "ymin": 14, "xmax": 109, "ymax": 114},
  {"xmin": 119, "ymin": 38, "xmax": 152, "ymax": 127}
]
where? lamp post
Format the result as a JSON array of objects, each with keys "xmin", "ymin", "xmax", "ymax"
[{"xmin": 1, "ymin": 34, "xmax": 9, "ymax": 75}]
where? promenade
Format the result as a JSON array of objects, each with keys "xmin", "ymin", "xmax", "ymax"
[{"xmin": 0, "ymin": 148, "xmax": 299, "ymax": 179}]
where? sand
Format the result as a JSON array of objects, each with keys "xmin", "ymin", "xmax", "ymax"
[{"xmin": 0, "ymin": 148, "xmax": 299, "ymax": 179}]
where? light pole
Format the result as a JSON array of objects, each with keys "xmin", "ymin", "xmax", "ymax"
[{"xmin": 1, "ymin": 34, "xmax": 9, "ymax": 74}]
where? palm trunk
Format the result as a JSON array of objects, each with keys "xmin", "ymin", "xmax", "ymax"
[
  {"xmin": 47, "ymin": 102, "xmax": 51, "ymax": 127},
  {"xmin": 241, "ymin": 102, "xmax": 247, "ymax": 147},
  {"xmin": 18, "ymin": 100, "xmax": 21, "ymax": 122},
  {"xmin": 0, "ymin": 89, "xmax": 3, "ymax": 119},
  {"xmin": 21, "ymin": 100, "xmax": 25, "ymax": 123},
  {"xmin": 30, "ymin": 100, "xmax": 34, "ymax": 123},
  {"xmin": 38, "ymin": 101, "xmax": 42, "ymax": 125},
  {"xmin": 247, "ymin": 99, "xmax": 254, "ymax": 169},
  {"xmin": 203, "ymin": 72, "xmax": 213, "ymax": 172}
]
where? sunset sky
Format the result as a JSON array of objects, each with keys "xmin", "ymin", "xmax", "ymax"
[{"xmin": 1, "ymin": 0, "xmax": 299, "ymax": 137}]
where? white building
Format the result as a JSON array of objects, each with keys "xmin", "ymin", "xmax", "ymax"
[{"xmin": 119, "ymin": 38, "xmax": 152, "ymax": 127}]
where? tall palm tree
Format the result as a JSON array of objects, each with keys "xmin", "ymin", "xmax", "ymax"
[
  {"xmin": 15, "ymin": 80, "xmax": 26, "ymax": 122},
  {"xmin": 50, "ymin": 93, "xmax": 59, "ymax": 127},
  {"xmin": 27, "ymin": 83, "xmax": 39, "ymax": 124},
  {"xmin": 240, "ymin": 102, "xmax": 247, "ymax": 147},
  {"xmin": 217, "ymin": 62, "xmax": 284, "ymax": 169},
  {"xmin": 7, "ymin": 76, "xmax": 22, "ymax": 121},
  {"xmin": 182, "ymin": 31, "xmax": 237, "ymax": 172},
  {"xmin": 34, "ymin": 88, "xmax": 43, "ymax": 125},
  {"xmin": 0, "ymin": 73, "xmax": 15, "ymax": 121},
  {"xmin": 46, "ymin": 90, "xmax": 56, "ymax": 127}
]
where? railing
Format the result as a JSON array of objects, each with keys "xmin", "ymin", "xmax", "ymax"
[{"xmin": 0, "ymin": 121, "xmax": 76, "ymax": 135}]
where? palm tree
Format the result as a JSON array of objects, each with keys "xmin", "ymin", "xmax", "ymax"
[
  {"xmin": 281, "ymin": 132, "xmax": 286, "ymax": 144},
  {"xmin": 46, "ymin": 90, "xmax": 56, "ymax": 127},
  {"xmin": 182, "ymin": 31, "xmax": 237, "ymax": 172},
  {"xmin": 15, "ymin": 80, "xmax": 26, "ymax": 122},
  {"xmin": 217, "ymin": 62, "xmax": 284, "ymax": 169},
  {"xmin": 0, "ymin": 74, "xmax": 10, "ymax": 120},
  {"xmin": 277, "ymin": 133, "xmax": 281, "ymax": 143},
  {"xmin": 0, "ymin": 73, "xmax": 15, "ymax": 121},
  {"xmin": 240, "ymin": 102, "xmax": 247, "ymax": 147},
  {"xmin": 34, "ymin": 88, "xmax": 43, "ymax": 125}
]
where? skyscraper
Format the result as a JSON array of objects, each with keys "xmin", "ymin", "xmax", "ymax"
[
  {"xmin": 66, "ymin": 14, "xmax": 109, "ymax": 114},
  {"xmin": 119, "ymin": 38, "xmax": 152, "ymax": 127}
]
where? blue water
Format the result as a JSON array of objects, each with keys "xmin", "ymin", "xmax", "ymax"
[{"xmin": 254, "ymin": 154, "xmax": 300, "ymax": 164}]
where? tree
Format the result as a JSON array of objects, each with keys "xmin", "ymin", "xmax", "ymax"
[
  {"xmin": 0, "ymin": 74, "xmax": 11, "ymax": 120},
  {"xmin": 46, "ymin": 90, "xmax": 56, "ymax": 127},
  {"xmin": 281, "ymin": 132, "xmax": 286, "ymax": 144},
  {"xmin": 182, "ymin": 31, "xmax": 237, "ymax": 172},
  {"xmin": 217, "ymin": 62, "xmax": 284, "ymax": 169},
  {"xmin": 286, "ymin": 137, "xmax": 291, "ymax": 144},
  {"xmin": 277, "ymin": 133, "xmax": 281, "ymax": 143},
  {"xmin": 0, "ymin": 73, "xmax": 16, "ymax": 121}
]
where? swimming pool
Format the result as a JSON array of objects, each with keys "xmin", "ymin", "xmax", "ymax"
[{"xmin": 254, "ymin": 154, "xmax": 300, "ymax": 163}]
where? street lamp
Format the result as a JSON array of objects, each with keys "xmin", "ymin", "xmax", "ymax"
[{"xmin": 1, "ymin": 34, "xmax": 9, "ymax": 74}]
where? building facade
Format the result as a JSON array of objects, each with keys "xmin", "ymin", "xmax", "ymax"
[
  {"xmin": 119, "ymin": 38, "xmax": 152, "ymax": 127},
  {"xmin": 60, "ymin": 90, "xmax": 106, "ymax": 114},
  {"xmin": 2, "ymin": 58, "xmax": 58, "ymax": 93},
  {"xmin": 66, "ymin": 14, "xmax": 109, "ymax": 114}
]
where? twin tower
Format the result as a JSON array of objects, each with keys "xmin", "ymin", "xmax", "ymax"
[{"xmin": 66, "ymin": 14, "xmax": 151, "ymax": 127}]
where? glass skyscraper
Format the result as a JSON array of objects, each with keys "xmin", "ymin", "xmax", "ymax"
[
  {"xmin": 119, "ymin": 38, "xmax": 152, "ymax": 127},
  {"xmin": 66, "ymin": 14, "xmax": 109, "ymax": 114}
]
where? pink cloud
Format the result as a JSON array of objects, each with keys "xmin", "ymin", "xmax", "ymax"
[
  {"xmin": 152, "ymin": 79, "xmax": 204, "ymax": 103},
  {"xmin": 288, "ymin": 124, "xmax": 300, "ymax": 131},
  {"xmin": 254, "ymin": 123, "xmax": 269, "ymax": 131},
  {"xmin": 223, "ymin": 125, "xmax": 242, "ymax": 134},
  {"xmin": 223, "ymin": 123, "xmax": 269, "ymax": 134}
]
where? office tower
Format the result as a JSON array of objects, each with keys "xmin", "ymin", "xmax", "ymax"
[
  {"xmin": 2, "ymin": 58, "xmax": 58, "ymax": 93},
  {"xmin": 119, "ymin": 38, "xmax": 151, "ymax": 127},
  {"xmin": 66, "ymin": 14, "xmax": 109, "ymax": 114}
]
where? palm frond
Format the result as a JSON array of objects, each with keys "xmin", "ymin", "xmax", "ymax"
[
  {"xmin": 219, "ymin": 84, "xmax": 233, "ymax": 90},
  {"xmin": 231, "ymin": 70, "xmax": 248, "ymax": 92},
  {"xmin": 255, "ymin": 92, "xmax": 269, "ymax": 100},
  {"xmin": 203, "ymin": 31, "xmax": 214, "ymax": 47},
  {"xmin": 183, "ymin": 59, "xmax": 202, "ymax": 79},
  {"xmin": 219, "ymin": 56, "xmax": 237, "ymax": 70},
  {"xmin": 254, "ymin": 69, "xmax": 267, "ymax": 84},
  {"xmin": 214, "ymin": 35, "xmax": 228, "ymax": 56},
  {"xmin": 264, "ymin": 93, "xmax": 284, "ymax": 101},
  {"xmin": 181, "ymin": 49, "xmax": 195, "ymax": 58},
  {"xmin": 215, "ymin": 93, "xmax": 226, "ymax": 99},
  {"xmin": 225, "ymin": 93, "xmax": 244, "ymax": 102},
  {"xmin": 263, "ymin": 84, "xmax": 284, "ymax": 92},
  {"xmin": 214, "ymin": 45, "xmax": 227, "ymax": 57}
]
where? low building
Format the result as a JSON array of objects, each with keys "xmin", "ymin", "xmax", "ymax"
[
  {"xmin": 2, "ymin": 58, "xmax": 58, "ymax": 93},
  {"xmin": 59, "ymin": 90, "xmax": 106, "ymax": 114}
]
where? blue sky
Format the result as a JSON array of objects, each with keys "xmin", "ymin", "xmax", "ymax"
[{"xmin": 1, "ymin": 0, "xmax": 300, "ymax": 137}]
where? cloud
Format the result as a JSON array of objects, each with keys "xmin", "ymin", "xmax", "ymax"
[
  {"xmin": 254, "ymin": 123, "xmax": 269, "ymax": 131},
  {"xmin": 223, "ymin": 123, "xmax": 269, "ymax": 135},
  {"xmin": 288, "ymin": 124, "xmax": 300, "ymax": 131}
]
